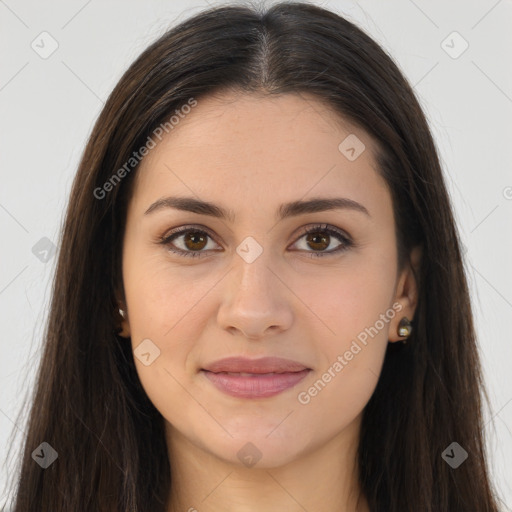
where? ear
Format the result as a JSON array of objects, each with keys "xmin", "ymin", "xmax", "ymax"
[
  {"xmin": 388, "ymin": 245, "xmax": 422, "ymax": 343},
  {"xmin": 114, "ymin": 289, "xmax": 131, "ymax": 339}
]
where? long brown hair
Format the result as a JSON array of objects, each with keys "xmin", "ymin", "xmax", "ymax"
[{"xmin": 5, "ymin": 2, "xmax": 502, "ymax": 511}]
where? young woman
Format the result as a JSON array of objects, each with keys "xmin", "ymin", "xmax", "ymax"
[{"xmin": 7, "ymin": 2, "xmax": 502, "ymax": 511}]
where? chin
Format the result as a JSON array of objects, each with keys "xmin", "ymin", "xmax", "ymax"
[{"xmin": 201, "ymin": 427, "xmax": 313, "ymax": 470}]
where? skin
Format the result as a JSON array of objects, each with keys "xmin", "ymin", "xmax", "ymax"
[{"xmin": 117, "ymin": 90, "xmax": 421, "ymax": 512}]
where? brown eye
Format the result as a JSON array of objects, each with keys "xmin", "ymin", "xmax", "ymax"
[
  {"xmin": 291, "ymin": 224, "xmax": 353, "ymax": 258},
  {"xmin": 182, "ymin": 231, "xmax": 208, "ymax": 251},
  {"xmin": 160, "ymin": 227, "xmax": 220, "ymax": 258},
  {"xmin": 305, "ymin": 231, "xmax": 330, "ymax": 251},
  {"xmin": 159, "ymin": 223, "xmax": 353, "ymax": 259}
]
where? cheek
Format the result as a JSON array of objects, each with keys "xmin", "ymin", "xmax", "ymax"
[
  {"xmin": 123, "ymin": 247, "xmax": 218, "ymax": 337},
  {"xmin": 295, "ymin": 354, "xmax": 382, "ymax": 446},
  {"xmin": 123, "ymin": 266, "xmax": 207, "ymax": 426},
  {"xmin": 303, "ymin": 253, "xmax": 396, "ymax": 346},
  {"xmin": 293, "ymin": 283, "xmax": 392, "ymax": 436},
  {"xmin": 293, "ymin": 254, "xmax": 395, "ymax": 420},
  {"xmin": 123, "ymin": 253, "xmax": 226, "ymax": 399}
]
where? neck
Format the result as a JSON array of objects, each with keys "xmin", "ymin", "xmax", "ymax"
[{"xmin": 165, "ymin": 415, "xmax": 370, "ymax": 512}]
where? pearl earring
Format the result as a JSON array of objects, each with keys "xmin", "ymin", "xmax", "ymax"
[{"xmin": 397, "ymin": 316, "xmax": 412, "ymax": 343}]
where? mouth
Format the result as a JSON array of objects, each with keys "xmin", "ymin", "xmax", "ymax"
[{"xmin": 200, "ymin": 356, "xmax": 312, "ymax": 399}]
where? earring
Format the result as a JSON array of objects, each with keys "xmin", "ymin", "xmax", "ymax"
[
  {"xmin": 114, "ymin": 307, "xmax": 130, "ymax": 337},
  {"xmin": 397, "ymin": 316, "xmax": 412, "ymax": 343}
]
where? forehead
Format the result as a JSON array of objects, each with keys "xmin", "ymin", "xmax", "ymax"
[{"xmin": 130, "ymin": 91, "xmax": 390, "ymax": 222}]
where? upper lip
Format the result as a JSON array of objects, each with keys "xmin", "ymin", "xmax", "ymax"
[{"xmin": 202, "ymin": 356, "xmax": 310, "ymax": 374}]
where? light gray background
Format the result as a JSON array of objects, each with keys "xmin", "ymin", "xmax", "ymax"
[{"xmin": 1, "ymin": 0, "xmax": 511, "ymax": 509}]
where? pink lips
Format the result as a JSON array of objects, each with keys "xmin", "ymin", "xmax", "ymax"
[{"xmin": 201, "ymin": 356, "xmax": 311, "ymax": 399}]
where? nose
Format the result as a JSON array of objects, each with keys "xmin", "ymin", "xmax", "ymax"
[{"xmin": 216, "ymin": 249, "xmax": 294, "ymax": 340}]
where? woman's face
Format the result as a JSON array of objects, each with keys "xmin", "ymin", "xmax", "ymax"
[{"xmin": 119, "ymin": 91, "xmax": 419, "ymax": 468}]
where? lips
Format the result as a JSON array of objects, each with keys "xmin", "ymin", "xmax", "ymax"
[
  {"xmin": 202, "ymin": 356, "xmax": 309, "ymax": 374},
  {"xmin": 201, "ymin": 356, "xmax": 311, "ymax": 398}
]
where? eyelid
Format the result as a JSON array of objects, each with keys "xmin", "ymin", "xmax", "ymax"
[
  {"xmin": 158, "ymin": 224, "xmax": 223, "ymax": 257},
  {"xmin": 160, "ymin": 223, "xmax": 221, "ymax": 246},
  {"xmin": 288, "ymin": 223, "xmax": 353, "ymax": 257},
  {"xmin": 158, "ymin": 223, "xmax": 353, "ymax": 258}
]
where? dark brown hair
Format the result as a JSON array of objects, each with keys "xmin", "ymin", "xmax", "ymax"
[{"xmin": 5, "ymin": 1, "xmax": 502, "ymax": 511}]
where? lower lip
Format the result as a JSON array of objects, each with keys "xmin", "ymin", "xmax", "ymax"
[{"xmin": 201, "ymin": 369, "xmax": 311, "ymax": 398}]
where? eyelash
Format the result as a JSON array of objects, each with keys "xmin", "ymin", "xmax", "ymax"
[{"xmin": 158, "ymin": 223, "xmax": 353, "ymax": 259}]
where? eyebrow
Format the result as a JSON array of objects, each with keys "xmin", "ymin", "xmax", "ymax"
[{"xmin": 144, "ymin": 195, "xmax": 370, "ymax": 221}]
